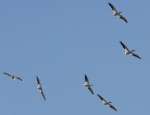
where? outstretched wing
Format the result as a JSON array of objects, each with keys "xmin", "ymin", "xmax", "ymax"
[
  {"xmin": 97, "ymin": 94, "xmax": 107, "ymax": 103},
  {"xmin": 16, "ymin": 76, "xmax": 23, "ymax": 81},
  {"xmin": 97, "ymin": 94, "xmax": 117, "ymax": 111},
  {"xmin": 3, "ymin": 72, "xmax": 12, "ymax": 77},
  {"xmin": 120, "ymin": 15, "xmax": 128, "ymax": 23},
  {"xmin": 84, "ymin": 74, "xmax": 89, "ymax": 82},
  {"xmin": 41, "ymin": 90, "xmax": 46, "ymax": 101},
  {"xmin": 108, "ymin": 2, "xmax": 117, "ymax": 12},
  {"xmin": 36, "ymin": 76, "xmax": 41, "ymax": 85},
  {"xmin": 132, "ymin": 53, "xmax": 141, "ymax": 59},
  {"xmin": 108, "ymin": 104, "xmax": 118, "ymax": 111},
  {"xmin": 120, "ymin": 41, "xmax": 129, "ymax": 51},
  {"xmin": 36, "ymin": 76, "xmax": 46, "ymax": 101},
  {"xmin": 88, "ymin": 87, "xmax": 94, "ymax": 95}
]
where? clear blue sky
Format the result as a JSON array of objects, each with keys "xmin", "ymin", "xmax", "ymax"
[{"xmin": 0, "ymin": 0, "xmax": 149, "ymax": 114}]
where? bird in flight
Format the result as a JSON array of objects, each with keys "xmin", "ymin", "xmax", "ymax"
[
  {"xmin": 83, "ymin": 74, "xmax": 94, "ymax": 95},
  {"xmin": 120, "ymin": 41, "xmax": 141, "ymax": 59},
  {"xmin": 97, "ymin": 94, "xmax": 117, "ymax": 112},
  {"xmin": 3, "ymin": 72, "xmax": 23, "ymax": 81},
  {"xmin": 36, "ymin": 76, "xmax": 46, "ymax": 101},
  {"xmin": 108, "ymin": 2, "xmax": 128, "ymax": 23}
]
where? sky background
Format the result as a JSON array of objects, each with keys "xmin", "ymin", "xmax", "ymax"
[{"xmin": 0, "ymin": 0, "xmax": 149, "ymax": 115}]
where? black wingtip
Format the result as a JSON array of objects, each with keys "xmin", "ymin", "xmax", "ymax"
[
  {"xmin": 18, "ymin": 78, "xmax": 23, "ymax": 81},
  {"xmin": 120, "ymin": 41, "xmax": 125, "ymax": 47},
  {"xmin": 36, "ymin": 76, "xmax": 40, "ymax": 83},
  {"xmin": 120, "ymin": 41, "xmax": 123, "ymax": 44},
  {"xmin": 43, "ymin": 95, "xmax": 46, "ymax": 101},
  {"xmin": 84, "ymin": 74, "xmax": 88, "ymax": 81},
  {"xmin": 97, "ymin": 94, "xmax": 101, "ymax": 97},
  {"xmin": 3, "ymin": 72, "xmax": 8, "ymax": 74},
  {"xmin": 36, "ymin": 76, "xmax": 39, "ymax": 80},
  {"xmin": 84, "ymin": 73, "xmax": 87, "ymax": 77},
  {"xmin": 108, "ymin": 2, "xmax": 114, "ymax": 9},
  {"xmin": 108, "ymin": 2, "xmax": 112, "ymax": 5}
]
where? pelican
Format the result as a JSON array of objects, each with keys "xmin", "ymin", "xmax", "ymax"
[
  {"xmin": 83, "ymin": 74, "xmax": 94, "ymax": 95},
  {"xmin": 3, "ymin": 72, "xmax": 23, "ymax": 81},
  {"xmin": 108, "ymin": 2, "xmax": 128, "ymax": 23},
  {"xmin": 120, "ymin": 41, "xmax": 141, "ymax": 59},
  {"xmin": 97, "ymin": 94, "xmax": 117, "ymax": 112},
  {"xmin": 36, "ymin": 76, "xmax": 46, "ymax": 101}
]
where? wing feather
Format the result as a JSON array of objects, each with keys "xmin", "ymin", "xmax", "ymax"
[
  {"xmin": 97, "ymin": 94, "xmax": 108, "ymax": 103},
  {"xmin": 16, "ymin": 77, "xmax": 23, "ymax": 81},
  {"xmin": 109, "ymin": 104, "xmax": 117, "ymax": 111},
  {"xmin": 120, "ymin": 41, "xmax": 129, "ymax": 51},
  {"xmin": 3, "ymin": 72, "xmax": 12, "ymax": 77},
  {"xmin": 132, "ymin": 53, "xmax": 141, "ymax": 59},
  {"xmin": 108, "ymin": 2, "xmax": 117, "ymax": 12},
  {"xmin": 41, "ymin": 91, "xmax": 46, "ymax": 101},
  {"xmin": 120, "ymin": 15, "xmax": 128, "ymax": 23},
  {"xmin": 88, "ymin": 87, "xmax": 94, "ymax": 95},
  {"xmin": 36, "ymin": 76, "xmax": 41, "ymax": 85},
  {"xmin": 84, "ymin": 74, "xmax": 89, "ymax": 82}
]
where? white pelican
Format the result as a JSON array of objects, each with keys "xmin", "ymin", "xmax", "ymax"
[
  {"xmin": 36, "ymin": 76, "xmax": 46, "ymax": 101},
  {"xmin": 120, "ymin": 41, "xmax": 141, "ymax": 59},
  {"xmin": 83, "ymin": 74, "xmax": 94, "ymax": 95},
  {"xmin": 97, "ymin": 94, "xmax": 117, "ymax": 112},
  {"xmin": 108, "ymin": 2, "xmax": 128, "ymax": 23},
  {"xmin": 3, "ymin": 72, "xmax": 23, "ymax": 81}
]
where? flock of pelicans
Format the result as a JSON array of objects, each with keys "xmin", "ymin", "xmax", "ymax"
[
  {"xmin": 83, "ymin": 74, "xmax": 118, "ymax": 111},
  {"xmin": 83, "ymin": 2, "xmax": 142, "ymax": 113},
  {"xmin": 2, "ymin": 2, "xmax": 142, "ymax": 114},
  {"xmin": 3, "ymin": 72, "xmax": 46, "ymax": 101},
  {"xmin": 108, "ymin": 2, "xmax": 141, "ymax": 60}
]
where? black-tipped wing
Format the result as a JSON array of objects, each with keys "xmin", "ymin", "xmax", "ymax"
[
  {"xmin": 3, "ymin": 72, "xmax": 12, "ymax": 77},
  {"xmin": 97, "ymin": 94, "xmax": 117, "ymax": 112},
  {"xmin": 97, "ymin": 94, "xmax": 107, "ymax": 103},
  {"xmin": 36, "ymin": 76, "xmax": 46, "ymax": 101},
  {"xmin": 120, "ymin": 41, "xmax": 129, "ymax": 50},
  {"xmin": 108, "ymin": 2, "xmax": 117, "ymax": 12},
  {"xmin": 41, "ymin": 91, "xmax": 46, "ymax": 101},
  {"xmin": 36, "ymin": 76, "xmax": 41, "ymax": 85},
  {"xmin": 109, "ymin": 104, "xmax": 117, "ymax": 111},
  {"xmin": 88, "ymin": 87, "xmax": 94, "ymax": 95},
  {"xmin": 132, "ymin": 53, "xmax": 141, "ymax": 59},
  {"xmin": 16, "ymin": 76, "xmax": 23, "ymax": 81},
  {"xmin": 84, "ymin": 74, "xmax": 89, "ymax": 82},
  {"xmin": 120, "ymin": 15, "xmax": 128, "ymax": 23}
]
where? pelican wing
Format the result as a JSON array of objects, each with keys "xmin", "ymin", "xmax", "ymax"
[
  {"xmin": 88, "ymin": 87, "xmax": 94, "ymax": 95},
  {"xmin": 36, "ymin": 76, "xmax": 41, "ymax": 85},
  {"xmin": 97, "ymin": 94, "xmax": 107, "ymax": 103},
  {"xmin": 108, "ymin": 2, "xmax": 117, "ymax": 12},
  {"xmin": 120, "ymin": 41, "xmax": 129, "ymax": 51},
  {"xmin": 132, "ymin": 53, "xmax": 141, "ymax": 59},
  {"xmin": 84, "ymin": 74, "xmax": 89, "ymax": 82},
  {"xmin": 41, "ymin": 90, "xmax": 46, "ymax": 101},
  {"xmin": 36, "ymin": 76, "xmax": 46, "ymax": 101},
  {"xmin": 120, "ymin": 15, "xmax": 128, "ymax": 23},
  {"xmin": 108, "ymin": 104, "xmax": 117, "ymax": 111},
  {"xmin": 3, "ymin": 72, "xmax": 12, "ymax": 77},
  {"xmin": 16, "ymin": 76, "xmax": 23, "ymax": 81}
]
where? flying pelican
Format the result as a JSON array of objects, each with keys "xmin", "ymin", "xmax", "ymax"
[
  {"xmin": 120, "ymin": 41, "xmax": 141, "ymax": 59},
  {"xmin": 108, "ymin": 2, "xmax": 128, "ymax": 23},
  {"xmin": 36, "ymin": 76, "xmax": 46, "ymax": 101},
  {"xmin": 83, "ymin": 74, "xmax": 94, "ymax": 95},
  {"xmin": 97, "ymin": 94, "xmax": 117, "ymax": 112},
  {"xmin": 3, "ymin": 72, "xmax": 23, "ymax": 81}
]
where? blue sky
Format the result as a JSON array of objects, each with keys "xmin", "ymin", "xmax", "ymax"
[{"xmin": 0, "ymin": 0, "xmax": 149, "ymax": 114}]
